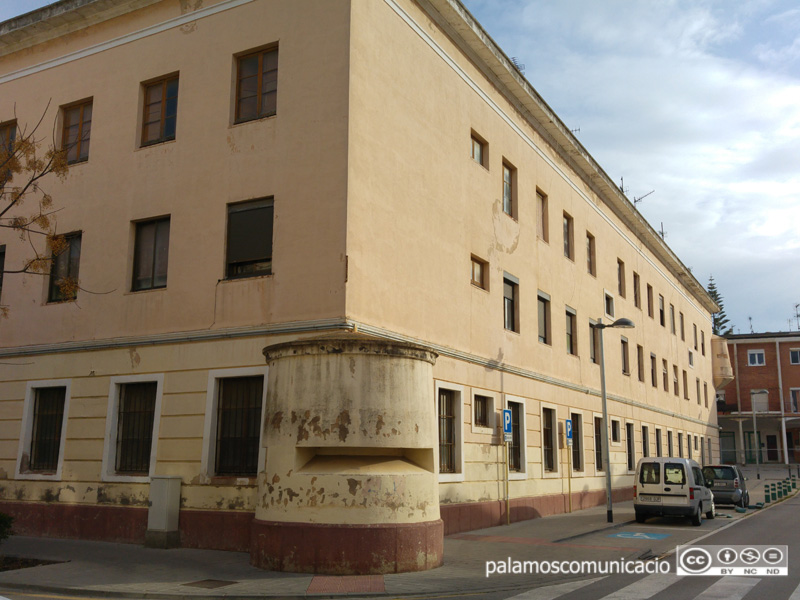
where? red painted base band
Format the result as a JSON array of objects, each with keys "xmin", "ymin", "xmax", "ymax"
[
  {"xmin": 179, "ymin": 509, "xmax": 253, "ymax": 551},
  {"xmin": 249, "ymin": 518, "xmax": 443, "ymax": 574},
  {"xmin": 440, "ymin": 488, "xmax": 634, "ymax": 535}
]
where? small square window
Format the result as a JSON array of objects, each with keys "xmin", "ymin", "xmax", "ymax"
[
  {"xmin": 133, "ymin": 217, "xmax": 170, "ymax": 291},
  {"xmin": 611, "ymin": 419, "xmax": 620, "ymax": 443},
  {"xmin": 141, "ymin": 76, "xmax": 178, "ymax": 146},
  {"xmin": 748, "ymin": 350, "xmax": 765, "ymax": 366},
  {"xmin": 62, "ymin": 99, "xmax": 92, "ymax": 163},
  {"xmin": 48, "ymin": 232, "xmax": 81, "ymax": 302},
  {"xmin": 605, "ymin": 293, "xmax": 615, "ymax": 318},
  {"xmin": 471, "ymin": 255, "xmax": 488, "ymax": 290},
  {"xmin": 227, "ymin": 198, "xmax": 273, "ymax": 279},
  {"xmin": 791, "ymin": 349, "xmax": 800, "ymax": 365},
  {"xmin": 236, "ymin": 47, "xmax": 278, "ymax": 123},
  {"xmin": 474, "ymin": 394, "xmax": 491, "ymax": 428},
  {"xmin": 470, "ymin": 132, "xmax": 487, "ymax": 167}
]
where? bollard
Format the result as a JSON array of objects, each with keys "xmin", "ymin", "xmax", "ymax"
[
  {"xmin": 771, "ymin": 483, "xmax": 777, "ymax": 503},
  {"xmin": 793, "ymin": 476, "xmax": 797, "ymax": 491},
  {"xmin": 764, "ymin": 486, "xmax": 770, "ymax": 504},
  {"xmin": 777, "ymin": 482, "xmax": 784, "ymax": 500}
]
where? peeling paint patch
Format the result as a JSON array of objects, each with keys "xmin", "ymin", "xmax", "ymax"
[
  {"xmin": 336, "ymin": 410, "xmax": 351, "ymax": 442},
  {"xmin": 347, "ymin": 478, "xmax": 362, "ymax": 496},
  {"xmin": 375, "ymin": 414, "xmax": 385, "ymax": 436},
  {"xmin": 271, "ymin": 411, "xmax": 283, "ymax": 431}
]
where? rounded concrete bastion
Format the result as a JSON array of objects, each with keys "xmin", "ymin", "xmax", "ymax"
[{"xmin": 251, "ymin": 336, "xmax": 442, "ymax": 574}]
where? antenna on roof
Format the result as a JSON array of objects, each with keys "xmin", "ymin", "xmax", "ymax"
[
  {"xmin": 571, "ymin": 127, "xmax": 580, "ymax": 134},
  {"xmin": 795, "ymin": 303, "xmax": 800, "ymax": 331},
  {"xmin": 633, "ymin": 190, "xmax": 654, "ymax": 205},
  {"xmin": 748, "ymin": 316, "xmax": 754, "ymax": 334},
  {"xmin": 658, "ymin": 222, "xmax": 667, "ymax": 240},
  {"xmin": 619, "ymin": 177, "xmax": 628, "ymax": 194},
  {"xmin": 510, "ymin": 57, "xmax": 526, "ymax": 73}
]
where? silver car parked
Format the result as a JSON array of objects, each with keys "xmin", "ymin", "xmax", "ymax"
[{"xmin": 702, "ymin": 465, "xmax": 750, "ymax": 508}]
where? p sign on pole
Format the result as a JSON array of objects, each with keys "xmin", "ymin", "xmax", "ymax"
[
  {"xmin": 565, "ymin": 418, "xmax": 573, "ymax": 446},
  {"xmin": 503, "ymin": 409, "xmax": 512, "ymax": 443}
]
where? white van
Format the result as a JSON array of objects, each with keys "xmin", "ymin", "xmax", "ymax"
[{"xmin": 634, "ymin": 457, "xmax": 715, "ymax": 526}]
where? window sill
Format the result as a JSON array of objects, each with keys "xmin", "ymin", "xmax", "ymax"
[
  {"xmin": 45, "ymin": 298, "xmax": 77, "ymax": 305},
  {"xmin": 438, "ymin": 472, "xmax": 465, "ymax": 483},
  {"xmin": 509, "ymin": 471, "xmax": 527, "ymax": 481},
  {"xmin": 16, "ymin": 471, "xmax": 60, "ymax": 481},
  {"xmin": 222, "ymin": 273, "xmax": 273, "ymax": 283},
  {"xmin": 504, "ymin": 328, "xmax": 520, "ymax": 336},
  {"xmin": 210, "ymin": 475, "xmax": 257, "ymax": 486},
  {"xmin": 470, "ymin": 282, "xmax": 489, "ymax": 293},
  {"xmin": 231, "ymin": 113, "xmax": 277, "ymax": 128},
  {"xmin": 541, "ymin": 469, "xmax": 560, "ymax": 479},
  {"xmin": 66, "ymin": 157, "xmax": 89, "ymax": 166},
  {"xmin": 102, "ymin": 472, "xmax": 152, "ymax": 484},
  {"xmin": 125, "ymin": 286, "xmax": 167, "ymax": 296},
  {"xmin": 135, "ymin": 138, "xmax": 176, "ymax": 152}
]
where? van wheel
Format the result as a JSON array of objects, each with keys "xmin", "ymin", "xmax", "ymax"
[
  {"xmin": 635, "ymin": 512, "xmax": 646, "ymax": 523},
  {"xmin": 706, "ymin": 500, "xmax": 715, "ymax": 520},
  {"xmin": 691, "ymin": 506, "xmax": 703, "ymax": 526}
]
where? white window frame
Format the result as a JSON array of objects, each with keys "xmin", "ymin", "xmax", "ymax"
[
  {"xmin": 603, "ymin": 290, "xmax": 615, "ymax": 319},
  {"xmin": 610, "ymin": 418, "xmax": 621, "ymax": 446},
  {"xmin": 507, "ymin": 395, "xmax": 528, "ymax": 480},
  {"xmin": 748, "ymin": 349, "xmax": 766, "ymax": 366},
  {"xmin": 540, "ymin": 401, "xmax": 558, "ymax": 479},
  {"xmin": 201, "ymin": 366, "xmax": 268, "ymax": 480},
  {"xmin": 470, "ymin": 388, "xmax": 498, "ymax": 434},
  {"xmin": 570, "ymin": 410, "xmax": 585, "ymax": 476},
  {"xmin": 688, "ymin": 350, "xmax": 694, "ymax": 368},
  {"xmin": 789, "ymin": 388, "xmax": 799, "ymax": 413},
  {"xmin": 436, "ymin": 381, "xmax": 464, "ymax": 483},
  {"xmin": 16, "ymin": 379, "xmax": 71, "ymax": 481},
  {"xmin": 790, "ymin": 349, "xmax": 800, "ymax": 365},
  {"xmin": 101, "ymin": 374, "xmax": 164, "ymax": 483}
]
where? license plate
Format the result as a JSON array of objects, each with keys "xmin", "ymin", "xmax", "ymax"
[{"xmin": 638, "ymin": 495, "xmax": 661, "ymax": 503}]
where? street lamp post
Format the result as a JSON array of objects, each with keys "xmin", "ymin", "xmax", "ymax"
[
  {"xmin": 593, "ymin": 317, "xmax": 635, "ymax": 523},
  {"xmin": 750, "ymin": 389, "xmax": 768, "ymax": 480}
]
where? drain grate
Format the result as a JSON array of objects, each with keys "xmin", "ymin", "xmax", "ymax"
[{"xmin": 182, "ymin": 579, "xmax": 237, "ymax": 589}]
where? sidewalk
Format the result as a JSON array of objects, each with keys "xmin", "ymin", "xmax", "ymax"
[{"xmin": 0, "ymin": 477, "xmax": 794, "ymax": 600}]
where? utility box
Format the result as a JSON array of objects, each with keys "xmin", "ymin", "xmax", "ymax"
[{"xmin": 145, "ymin": 475, "xmax": 181, "ymax": 548}]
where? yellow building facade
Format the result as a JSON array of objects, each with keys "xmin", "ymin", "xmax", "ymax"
[{"xmin": 0, "ymin": 0, "xmax": 721, "ymax": 574}]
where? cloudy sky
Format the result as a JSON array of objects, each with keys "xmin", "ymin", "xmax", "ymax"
[{"xmin": 2, "ymin": 0, "xmax": 799, "ymax": 333}]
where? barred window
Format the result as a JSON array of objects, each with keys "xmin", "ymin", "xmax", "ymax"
[
  {"xmin": 438, "ymin": 389, "xmax": 456, "ymax": 473},
  {"xmin": 30, "ymin": 387, "xmax": 66, "ymax": 472},
  {"xmin": 215, "ymin": 376, "xmax": 263, "ymax": 476},
  {"xmin": 542, "ymin": 407, "xmax": 555, "ymax": 472},
  {"xmin": 594, "ymin": 416, "xmax": 604, "ymax": 471},
  {"xmin": 115, "ymin": 382, "xmax": 157, "ymax": 474},
  {"xmin": 509, "ymin": 402, "xmax": 523, "ymax": 472},
  {"xmin": 474, "ymin": 394, "xmax": 490, "ymax": 427}
]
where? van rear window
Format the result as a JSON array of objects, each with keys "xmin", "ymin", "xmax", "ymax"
[
  {"xmin": 664, "ymin": 463, "xmax": 686, "ymax": 485},
  {"xmin": 639, "ymin": 462, "xmax": 660, "ymax": 484}
]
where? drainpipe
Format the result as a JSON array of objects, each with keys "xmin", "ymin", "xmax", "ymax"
[{"xmin": 776, "ymin": 340, "xmax": 789, "ymax": 465}]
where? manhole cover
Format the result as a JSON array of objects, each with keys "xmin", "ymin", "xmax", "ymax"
[{"xmin": 182, "ymin": 579, "xmax": 237, "ymax": 589}]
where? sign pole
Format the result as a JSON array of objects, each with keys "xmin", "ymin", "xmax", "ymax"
[
  {"xmin": 505, "ymin": 440, "xmax": 510, "ymax": 525},
  {"xmin": 503, "ymin": 408, "xmax": 512, "ymax": 526},
  {"xmin": 568, "ymin": 443, "xmax": 572, "ymax": 513}
]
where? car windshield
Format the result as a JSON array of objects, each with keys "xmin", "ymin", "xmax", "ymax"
[
  {"xmin": 664, "ymin": 463, "xmax": 686, "ymax": 485},
  {"xmin": 703, "ymin": 467, "xmax": 735, "ymax": 480}
]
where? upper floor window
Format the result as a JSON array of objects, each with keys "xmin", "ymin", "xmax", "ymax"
[
  {"xmin": 563, "ymin": 212, "xmax": 574, "ymax": 260},
  {"xmin": 617, "ymin": 259, "xmax": 625, "ymax": 297},
  {"xmin": 227, "ymin": 198, "xmax": 273, "ymax": 279},
  {"xmin": 0, "ymin": 120, "xmax": 15, "ymax": 153},
  {"xmin": 633, "ymin": 272, "xmax": 641, "ymax": 308},
  {"xmin": 48, "ymin": 232, "xmax": 81, "ymax": 302},
  {"xmin": 537, "ymin": 191, "xmax": 549, "ymax": 242},
  {"xmin": 586, "ymin": 232, "xmax": 596, "ymax": 276},
  {"xmin": 470, "ymin": 255, "xmax": 488, "ymax": 290},
  {"xmin": 133, "ymin": 217, "xmax": 170, "ymax": 291},
  {"xmin": 604, "ymin": 292, "xmax": 615, "ymax": 318},
  {"xmin": 502, "ymin": 161, "xmax": 516, "ymax": 217},
  {"xmin": 566, "ymin": 307, "xmax": 577, "ymax": 356},
  {"xmin": 589, "ymin": 320, "xmax": 600, "ymax": 364},
  {"xmin": 670, "ymin": 304, "xmax": 676, "ymax": 334},
  {"xmin": 680, "ymin": 312, "xmax": 685, "ymax": 341},
  {"xmin": 62, "ymin": 99, "xmax": 92, "ymax": 163},
  {"xmin": 693, "ymin": 324, "xmax": 698, "ymax": 350},
  {"xmin": 621, "ymin": 337, "xmax": 630, "ymax": 375},
  {"xmin": 658, "ymin": 295, "xmax": 665, "ymax": 327},
  {"xmin": 141, "ymin": 76, "xmax": 178, "ymax": 146},
  {"xmin": 538, "ymin": 292, "xmax": 551, "ymax": 344},
  {"xmin": 748, "ymin": 349, "xmax": 765, "ymax": 366},
  {"xmin": 646, "ymin": 284, "xmax": 654, "ymax": 318},
  {"xmin": 791, "ymin": 349, "xmax": 800, "ymax": 365},
  {"xmin": 236, "ymin": 47, "xmax": 278, "ymax": 123},
  {"xmin": 503, "ymin": 276, "xmax": 519, "ymax": 333},
  {"xmin": 0, "ymin": 245, "xmax": 5, "ymax": 302}
]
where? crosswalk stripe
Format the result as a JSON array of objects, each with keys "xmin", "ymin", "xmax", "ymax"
[
  {"xmin": 789, "ymin": 580, "xmax": 800, "ymax": 600},
  {"xmin": 508, "ymin": 577, "xmax": 605, "ymax": 599},
  {"xmin": 693, "ymin": 576, "xmax": 759, "ymax": 600},
  {"xmin": 598, "ymin": 573, "xmax": 680, "ymax": 600}
]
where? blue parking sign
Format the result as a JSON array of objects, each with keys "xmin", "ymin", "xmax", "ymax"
[
  {"xmin": 503, "ymin": 409, "xmax": 512, "ymax": 434},
  {"xmin": 566, "ymin": 419, "xmax": 572, "ymax": 440}
]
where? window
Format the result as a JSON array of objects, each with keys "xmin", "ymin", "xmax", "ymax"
[
  {"xmin": 470, "ymin": 133, "xmax": 486, "ymax": 166},
  {"xmin": 617, "ymin": 259, "xmax": 626, "ymax": 297},
  {"xmin": 504, "ymin": 276, "xmax": 519, "ymax": 333},
  {"xmin": 621, "ymin": 337, "xmax": 630, "ymax": 375},
  {"xmin": 235, "ymin": 46, "xmax": 278, "ymax": 123},
  {"xmin": 687, "ymin": 435, "xmax": 692, "ymax": 460},
  {"xmin": 683, "ymin": 370, "xmax": 689, "ymax": 400},
  {"xmin": 673, "ymin": 365, "xmax": 679, "ymax": 396},
  {"xmin": 502, "ymin": 161, "xmax": 516, "ymax": 217},
  {"xmin": 658, "ymin": 295, "xmax": 665, "ymax": 327},
  {"xmin": 704, "ymin": 382, "xmax": 708, "ymax": 408},
  {"xmin": 17, "ymin": 381, "xmax": 70, "ymax": 480},
  {"xmin": 701, "ymin": 331, "xmax": 705, "ymax": 356},
  {"xmin": 667, "ymin": 431, "xmax": 674, "ymax": 457},
  {"xmin": 586, "ymin": 233, "xmax": 596, "ymax": 276},
  {"xmin": 637, "ymin": 345, "xmax": 645, "ymax": 382},
  {"xmin": 790, "ymin": 389, "xmax": 799, "ymax": 413},
  {"xmin": 542, "ymin": 407, "xmax": 555, "ymax": 473},
  {"xmin": 439, "ymin": 388, "xmax": 457, "ymax": 474},
  {"xmin": 0, "ymin": 245, "xmax": 5, "ymax": 302},
  {"xmin": 471, "ymin": 255, "xmax": 487, "ymax": 290},
  {"xmin": 227, "ymin": 198, "xmax": 273, "ymax": 279},
  {"xmin": 563, "ymin": 212, "xmax": 574, "ymax": 260},
  {"xmin": 680, "ymin": 312, "xmax": 685, "ymax": 341},
  {"xmin": 689, "ymin": 350, "xmax": 694, "ymax": 367},
  {"xmin": 589, "ymin": 321, "xmax": 600, "ymax": 364},
  {"xmin": 61, "ymin": 99, "xmax": 92, "ymax": 163},
  {"xmin": 116, "ymin": 382, "xmax": 157, "ymax": 473},
  {"xmin": 566, "ymin": 308, "xmax": 577, "ymax": 355},
  {"xmin": 141, "ymin": 76, "xmax": 178, "ymax": 146},
  {"xmin": 696, "ymin": 378, "xmax": 701, "ymax": 405},
  {"xmin": 604, "ymin": 292, "xmax": 615, "ymax": 318},
  {"xmin": 594, "ymin": 416, "xmax": 604, "ymax": 471},
  {"xmin": 48, "ymin": 232, "xmax": 81, "ymax": 302},
  {"xmin": 678, "ymin": 432, "xmax": 684, "ymax": 457},
  {"xmin": 132, "ymin": 217, "xmax": 170, "ymax": 291},
  {"xmin": 693, "ymin": 324, "xmax": 698, "ymax": 350},
  {"xmin": 646, "ymin": 284, "xmax": 654, "ymax": 318},
  {"xmin": 571, "ymin": 412, "xmax": 583, "ymax": 471},
  {"xmin": 509, "ymin": 401, "xmax": 524, "ymax": 472},
  {"xmin": 633, "ymin": 272, "xmax": 641, "ymax": 308},
  {"xmin": 538, "ymin": 292, "xmax": 551, "ymax": 344},
  {"xmin": 474, "ymin": 394, "xmax": 490, "ymax": 428},
  {"xmin": 102, "ymin": 375, "xmax": 163, "ymax": 482},
  {"xmin": 650, "ymin": 353, "xmax": 657, "ymax": 387},
  {"xmin": 210, "ymin": 375, "xmax": 263, "ymax": 476},
  {"xmin": 655, "ymin": 428, "xmax": 662, "ymax": 457},
  {"xmin": 791, "ymin": 349, "xmax": 800, "ymax": 365},
  {"xmin": 670, "ymin": 305, "xmax": 676, "ymax": 334},
  {"xmin": 748, "ymin": 350, "xmax": 765, "ymax": 366},
  {"xmin": 626, "ymin": 423, "xmax": 635, "ymax": 471},
  {"xmin": 611, "ymin": 419, "xmax": 620, "ymax": 443},
  {"xmin": 662, "ymin": 359, "xmax": 668, "ymax": 391},
  {"xmin": 536, "ymin": 191, "xmax": 548, "ymax": 242},
  {"xmin": 0, "ymin": 120, "xmax": 15, "ymax": 154}
]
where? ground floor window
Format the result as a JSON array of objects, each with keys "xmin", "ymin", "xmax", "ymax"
[{"xmin": 215, "ymin": 376, "xmax": 264, "ymax": 476}]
